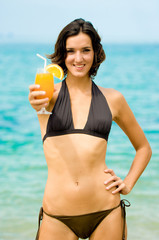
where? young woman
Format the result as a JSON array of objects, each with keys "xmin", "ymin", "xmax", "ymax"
[{"xmin": 29, "ymin": 19, "xmax": 152, "ymax": 240}]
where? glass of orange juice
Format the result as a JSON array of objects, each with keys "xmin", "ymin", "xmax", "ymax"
[{"xmin": 35, "ymin": 68, "xmax": 54, "ymax": 114}]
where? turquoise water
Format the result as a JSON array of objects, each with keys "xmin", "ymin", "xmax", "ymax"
[{"xmin": 0, "ymin": 43, "xmax": 159, "ymax": 239}]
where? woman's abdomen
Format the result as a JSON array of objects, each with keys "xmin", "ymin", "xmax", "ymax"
[{"xmin": 43, "ymin": 166, "xmax": 120, "ymax": 215}]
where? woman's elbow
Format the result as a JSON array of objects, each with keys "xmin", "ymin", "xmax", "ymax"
[{"xmin": 145, "ymin": 141, "xmax": 152, "ymax": 161}]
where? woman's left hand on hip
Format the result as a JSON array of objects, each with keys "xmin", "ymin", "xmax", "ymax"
[{"xmin": 104, "ymin": 169, "xmax": 130, "ymax": 195}]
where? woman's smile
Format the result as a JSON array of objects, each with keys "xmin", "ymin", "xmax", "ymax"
[{"xmin": 73, "ymin": 64, "xmax": 85, "ymax": 71}]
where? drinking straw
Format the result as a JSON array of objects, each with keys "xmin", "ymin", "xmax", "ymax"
[{"xmin": 36, "ymin": 53, "xmax": 47, "ymax": 70}]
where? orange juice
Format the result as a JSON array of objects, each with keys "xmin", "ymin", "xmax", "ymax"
[{"xmin": 35, "ymin": 72, "xmax": 54, "ymax": 101}]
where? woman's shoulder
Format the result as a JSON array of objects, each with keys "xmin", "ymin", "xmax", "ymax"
[
  {"xmin": 97, "ymin": 85, "xmax": 126, "ymax": 120},
  {"xmin": 49, "ymin": 82, "xmax": 62, "ymax": 110},
  {"xmin": 51, "ymin": 82, "xmax": 62, "ymax": 102},
  {"xmin": 98, "ymin": 85, "xmax": 124, "ymax": 103}
]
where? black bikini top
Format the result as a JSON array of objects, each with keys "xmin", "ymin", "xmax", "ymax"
[{"xmin": 43, "ymin": 79, "xmax": 112, "ymax": 142}]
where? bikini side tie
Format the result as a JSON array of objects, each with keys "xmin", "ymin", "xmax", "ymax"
[
  {"xmin": 120, "ymin": 199, "xmax": 131, "ymax": 240},
  {"xmin": 35, "ymin": 207, "xmax": 43, "ymax": 240}
]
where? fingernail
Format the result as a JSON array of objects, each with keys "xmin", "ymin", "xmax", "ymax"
[
  {"xmin": 106, "ymin": 187, "xmax": 109, "ymax": 190},
  {"xmin": 41, "ymin": 91, "xmax": 46, "ymax": 95},
  {"xmin": 36, "ymin": 85, "xmax": 40, "ymax": 88},
  {"xmin": 104, "ymin": 181, "xmax": 107, "ymax": 184}
]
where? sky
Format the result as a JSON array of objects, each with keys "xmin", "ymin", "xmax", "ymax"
[{"xmin": 0, "ymin": 0, "xmax": 159, "ymax": 43}]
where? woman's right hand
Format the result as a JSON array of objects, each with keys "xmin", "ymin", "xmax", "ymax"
[{"xmin": 28, "ymin": 84, "xmax": 49, "ymax": 112}]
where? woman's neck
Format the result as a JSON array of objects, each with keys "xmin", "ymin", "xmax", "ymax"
[{"xmin": 66, "ymin": 74, "xmax": 92, "ymax": 91}]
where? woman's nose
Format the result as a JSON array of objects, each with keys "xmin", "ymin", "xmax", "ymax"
[{"xmin": 75, "ymin": 51, "xmax": 83, "ymax": 62}]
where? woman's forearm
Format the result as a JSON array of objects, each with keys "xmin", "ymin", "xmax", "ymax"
[{"xmin": 123, "ymin": 142, "xmax": 152, "ymax": 192}]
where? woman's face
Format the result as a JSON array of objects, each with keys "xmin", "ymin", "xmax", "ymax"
[{"xmin": 65, "ymin": 32, "xmax": 94, "ymax": 79}]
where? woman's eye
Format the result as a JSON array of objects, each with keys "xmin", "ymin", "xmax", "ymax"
[
  {"xmin": 66, "ymin": 50, "xmax": 74, "ymax": 53},
  {"xmin": 83, "ymin": 49, "xmax": 90, "ymax": 52}
]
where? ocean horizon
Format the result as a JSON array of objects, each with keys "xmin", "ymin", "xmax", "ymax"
[{"xmin": 0, "ymin": 42, "xmax": 159, "ymax": 239}]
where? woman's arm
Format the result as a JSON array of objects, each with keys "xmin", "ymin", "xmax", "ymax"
[{"xmin": 104, "ymin": 90, "xmax": 152, "ymax": 195}]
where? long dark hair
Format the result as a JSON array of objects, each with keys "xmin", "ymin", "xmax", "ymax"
[{"xmin": 47, "ymin": 18, "xmax": 106, "ymax": 79}]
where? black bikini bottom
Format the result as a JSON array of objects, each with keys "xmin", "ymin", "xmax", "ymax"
[{"xmin": 35, "ymin": 199, "xmax": 130, "ymax": 240}]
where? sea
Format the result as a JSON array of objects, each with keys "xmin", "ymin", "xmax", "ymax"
[{"xmin": 0, "ymin": 42, "xmax": 159, "ymax": 240}]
